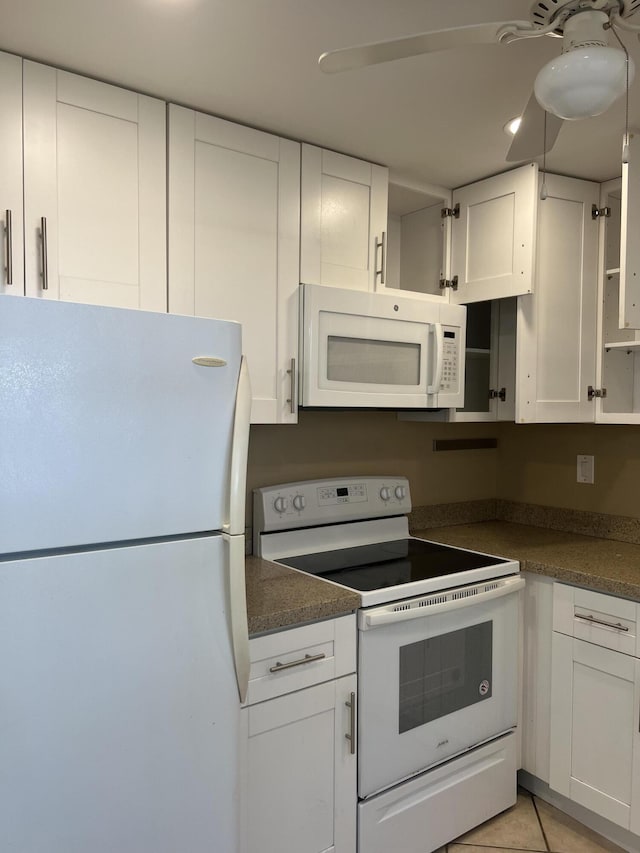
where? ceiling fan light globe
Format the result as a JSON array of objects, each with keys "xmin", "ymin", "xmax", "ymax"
[{"xmin": 533, "ymin": 47, "xmax": 635, "ymax": 120}]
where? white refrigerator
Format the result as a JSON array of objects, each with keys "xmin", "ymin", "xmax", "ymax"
[{"xmin": 0, "ymin": 296, "xmax": 251, "ymax": 853}]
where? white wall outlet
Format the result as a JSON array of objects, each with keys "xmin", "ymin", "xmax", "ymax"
[{"xmin": 577, "ymin": 454, "xmax": 595, "ymax": 484}]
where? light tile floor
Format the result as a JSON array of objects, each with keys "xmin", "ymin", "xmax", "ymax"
[{"xmin": 434, "ymin": 789, "xmax": 628, "ymax": 853}]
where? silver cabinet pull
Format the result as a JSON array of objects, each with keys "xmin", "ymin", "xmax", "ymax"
[
  {"xmin": 286, "ymin": 357, "xmax": 296, "ymax": 414},
  {"xmin": 375, "ymin": 232, "xmax": 386, "ymax": 284},
  {"xmin": 575, "ymin": 613, "xmax": 630, "ymax": 632},
  {"xmin": 269, "ymin": 652, "xmax": 325, "ymax": 673},
  {"xmin": 345, "ymin": 691, "xmax": 356, "ymax": 755},
  {"xmin": 40, "ymin": 217, "xmax": 49, "ymax": 290},
  {"xmin": 5, "ymin": 209, "xmax": 12, "ymax": 285}
]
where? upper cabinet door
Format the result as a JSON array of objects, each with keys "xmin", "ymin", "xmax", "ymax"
[
  {"xmin": 620, "ymin": 134, "xmax": 640, "ymax": 329},
  {"xmin": 168, "ymin": 106, "xmax": 300, "ymax": 425},
  {"xmin": 516, "ymin": 174, "xmax": 599, "ymax": 423},
  {"xmin": 0, "ymin": 52, "xmax": 24, "ymax": 295},
  {"xmin": 23, "ymin": 62, "xmax": 166, "ymax": 311},
  {"xmin": 450, "ymin": 163, "xmax": 537, "ymax": 304},
  {"xmin": 301, "ymin": 144, "xmax": 388, "ymax": 291}
]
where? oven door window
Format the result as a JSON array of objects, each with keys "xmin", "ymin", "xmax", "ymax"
[{"xmin": 399, "ymin": 621, "xmax": 492, "ymax": 734}]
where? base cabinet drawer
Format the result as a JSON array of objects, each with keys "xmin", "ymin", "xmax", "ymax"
[{"xmin": 245, "ymin": 614, "xmax": 356, "ymax": 705}]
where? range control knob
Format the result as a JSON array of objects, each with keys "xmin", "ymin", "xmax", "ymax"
[
  {"xmin": 273, "ymin": 496, "xmax": 289, "ymax": 514},
  {"xmin": 292, "ymin": 494, "xmax": 306, "ymax": 511},
  {"xmin": 395, "ymin": 485, "xmax": 406, "ymax": 501},
  {"xmin": 379, "ymin": 486, "xmax": 391, "ymax": 501}
]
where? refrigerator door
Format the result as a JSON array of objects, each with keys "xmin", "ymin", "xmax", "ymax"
[
  {"xmin": 0, "ymin": 296, "xmax": 241, "ymax": 553},
  {"xmin": 0, "ymin": 535, "xmax": 240, "ymax": 853}
]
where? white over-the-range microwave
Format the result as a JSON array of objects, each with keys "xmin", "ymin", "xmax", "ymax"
[{"xmin": 299, "ymin": 283, "xmax": 466, "ymax": 409}]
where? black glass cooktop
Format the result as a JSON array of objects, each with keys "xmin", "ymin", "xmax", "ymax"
[{"xmin": 277, "ymin": 538, "xmax": 509, "ymax": 592}]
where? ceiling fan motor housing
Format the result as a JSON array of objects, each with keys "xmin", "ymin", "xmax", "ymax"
[
  {"xmin": 533, "ymin": 6, "xmax": 634, "ymax": 119},
  {"xmin": 562, "ymin": 9, "xmax": 609, "ymax": 50},
  {"xmin": 530, "ymin": 0, "xmax": 636, "ymax": 31}
]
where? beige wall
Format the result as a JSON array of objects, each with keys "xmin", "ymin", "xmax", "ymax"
[
  {"xmin": 497, "ymin": 422, "xmax": 640, "ymax": 519},
  {"xmin": 248, "ymin": 414, "xmax": 640, "ymax": 527},
  {"xmin": 247, "ymin": 411, "xmax": 498, "ymax": 525}
]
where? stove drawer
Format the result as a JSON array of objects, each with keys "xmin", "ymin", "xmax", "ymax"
[{"xmin": 244, "ymin": 614, "xmax": 356, "ymax": 705}]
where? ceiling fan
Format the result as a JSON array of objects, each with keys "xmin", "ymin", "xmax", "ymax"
[{"xmin": 319, "ymin": 0, "xmax": 640, "ymax": 161}]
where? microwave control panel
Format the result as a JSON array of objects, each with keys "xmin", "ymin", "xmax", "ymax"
[{"xmin": 440, "ymin": 326, "xmax": 460, "ymax": 393}]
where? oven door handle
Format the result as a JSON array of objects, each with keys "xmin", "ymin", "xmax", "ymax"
[{"xmin": 361, "ymin": 575, "xmax": 525, "ymax": 629}]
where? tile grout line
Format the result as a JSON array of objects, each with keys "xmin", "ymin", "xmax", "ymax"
[{"xmin": 532, "ymin": 795, "xmax": 552, "ymax": 853}]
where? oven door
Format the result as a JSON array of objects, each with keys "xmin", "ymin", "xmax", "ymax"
[
  {"xmin": 300, "ymin": 283, "xmax": 447, "ymax": 408},
  {"xmin": 357, "ymin": 574, "xmax": 524, "ymax": 798}
]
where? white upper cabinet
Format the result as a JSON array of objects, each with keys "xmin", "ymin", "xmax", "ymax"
[
  {"xmin": 620, "ymin": 134, "xmax": 640, "ymax": 330},
  {"xmin": 517, "ymin": 173, "xmax": 599, "ymax": 423},
  {"xmin": 0, "ymin": 52, "xmax": 24, "ymax": 295},
  {"xmin": 383, "ymin": 177, "xmax": 448, "ymax": 300},
  {"xmin": 23, "ymin": 61, "xmax": 166, "ymax": 310},
  {"xmin": 449, "ymin": 163, "xmax": 538, "ymax": 304},
  {"xmin": 168, "ymin": 106, "xmax": 300, "ymax": 424},
  {"xmin": 594, "ymin": 175, "xmax": 640, "ymax": 424},
  {"xmin": 300, "ymin": 144, "xmax": 388, "ymax": 291}
]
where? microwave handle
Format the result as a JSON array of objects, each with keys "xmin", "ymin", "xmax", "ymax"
[{"xmin": 427, "ymin": 323, "xmax": 444, "ymax": 395}]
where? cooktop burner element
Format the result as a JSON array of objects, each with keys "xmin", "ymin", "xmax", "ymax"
[
  {"xmin": 277, "ymin": 537, "xmax": 509, "ymax": 592},
  {"xmin": 253, "ymin": 476, "xmax": 519, "ymax": 606}
]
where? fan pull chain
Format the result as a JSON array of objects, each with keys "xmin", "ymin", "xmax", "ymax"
[
  {"xmin": 610, "ymin": 25, "xmax": 631, "ymax": 164},
  {"xmin": 540, "ymin": 110, "xmax": 548, "ymax": 201}
]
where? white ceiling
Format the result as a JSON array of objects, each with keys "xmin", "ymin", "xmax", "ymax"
[{"xmin": 1, "ymin": 0, "xmax": 638, "ymax": 190}]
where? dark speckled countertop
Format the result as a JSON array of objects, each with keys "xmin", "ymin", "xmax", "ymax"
[
  {"xmin": 414, "ymin": 520, "xmax": 640, "ymax": 601},
  {"xmin": 245, "ymin": 519, "xmax": 640, "ymax": 636},
  {"xmin": 245, "ymin": 555, "xmax": 360, "ymax": 636}
]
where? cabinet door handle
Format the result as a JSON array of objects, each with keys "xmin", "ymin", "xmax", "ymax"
[
  {"xmin": 345, "ymin": 691, "xmax": 356, "ymax": 755},
  {"xmin": 40, "ymin": 217, "xmax": 49, "ymax": 291},
  {"xmin": 5, "ymin": 209, "xmax": 12, "ymax": 285},
  {"xmin": 269, "ymin": 652, "xmax": 326, "ymax": 673},
  {"xmin": 286, "ymin": 357, "xmax": 296, "ymax": 414},
  {"xmin": 375, "ymin": 232, "xmax": 386, "ymax": 284},
  {"xmin": 575, "ymin": 613, "xmax": 630, "ymax": 632}
]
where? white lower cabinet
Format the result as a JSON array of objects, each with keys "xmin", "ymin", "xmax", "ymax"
[
  {"xmin": 240, "ymin": 616, "xmax": 357, "ymax": 853},
  {"xmin": 549, "ymin": 583, "xmax": 640, "ymax": 832}
]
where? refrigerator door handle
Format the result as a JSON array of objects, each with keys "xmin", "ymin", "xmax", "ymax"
[
  {"xmin": 224, "ymin": 531, "xmax": 250, "ymax": 703},
  {"xmin": 224, "ymin": 356, "xmax": 251, "ymax": 537}
]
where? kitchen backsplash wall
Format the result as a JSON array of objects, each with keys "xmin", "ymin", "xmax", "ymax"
[
  {"xmin": 247, "ymin": 411, "xmax": 498, "ymax": 524},
  {"xmin": 497, "ymin": 422, "xmax": 640, "ymax": 519}
]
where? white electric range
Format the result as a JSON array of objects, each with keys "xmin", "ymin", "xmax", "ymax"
[{"xmin": 253, "ymin": 476, "xmax": 524, "ymax": 853}]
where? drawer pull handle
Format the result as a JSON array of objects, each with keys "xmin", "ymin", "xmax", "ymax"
[
  {"xmin": 269, "ymin": 652, "xmax": 326, "ymax": 673},
  {"xmin": 345, "ymin": 691, "xmax": 356, "ymax": 755},
  {"xmin": 575, "ymin": 613, "xmax": 630, "ymax": 632}
]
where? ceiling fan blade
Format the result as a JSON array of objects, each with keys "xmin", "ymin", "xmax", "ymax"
[
  {"xmin": 506, "ymin": 93, "xmax": 563, "ymax": 162},
  {"xmin": 318, "ymin": 20, "xmax": 532, "ymax": 73}
]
